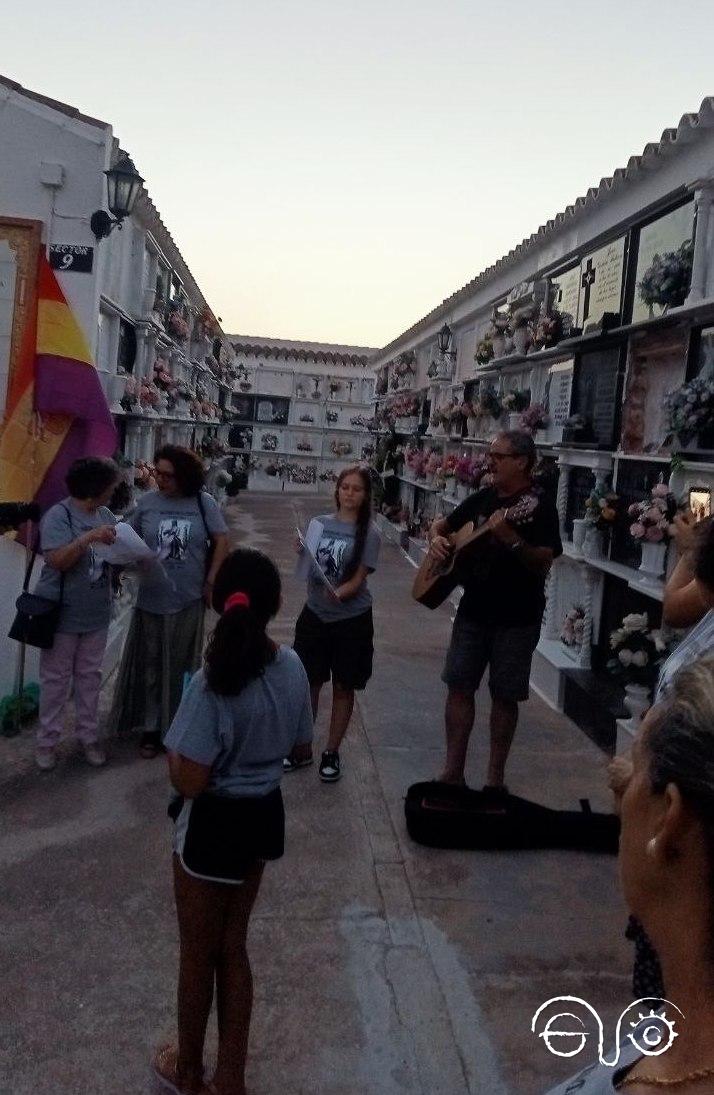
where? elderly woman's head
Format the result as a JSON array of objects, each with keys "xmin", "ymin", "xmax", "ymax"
[{"xmin": 619, "ymin": 655, "xmax": 714, "ymax": 954}]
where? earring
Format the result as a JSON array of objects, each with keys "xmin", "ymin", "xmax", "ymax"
[{"xmin": 647, "ymin": 837, "xmax": 658, "ymax": 858}]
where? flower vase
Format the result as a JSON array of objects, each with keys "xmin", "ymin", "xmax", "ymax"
[
  {"xmin": 571, "ymin": 518, "xmax": 587, "ymax": 553},
  {"xmin": 508, "ymin": 413, "xmax": 521, "ymax": 431},
  {"xmin": 107, "ymin": 372, "xmax": 128, "ymax": 414},
  {"xmin": 535, "ymin": 428, "xmax": 547, "ymax": 444},
  {"xmin": 582, "ymin": 526, "xmax": 603, "ymax": 560},
  {"xmin": 466, "ymin": 416, "xmax": 478, "ymax": 438},
  {"xmin": 512, "ymin": 327, "xmax": 529, "ymax": 355},
  {"xmin": 491, "ymin": 334, "xmax": 506, "ymax": 359},
  {"xmin": 639, "ymin": 541, "xmax": 667, "ymax": 581},
  {"xmin": 623, "ymin": 682, "xmax": 651, "ymax": 732}
]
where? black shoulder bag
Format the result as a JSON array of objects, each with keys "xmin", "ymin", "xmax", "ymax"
[{"xmin": 8, "ymin": 507, "xmax": 70, "ymax": 650}]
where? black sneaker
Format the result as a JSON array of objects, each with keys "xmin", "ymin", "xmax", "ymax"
[
  {"xmin": 319, "ymin": 750, "xmax": 341, "ymax": 783},
  {"xmin": 283, "ymin": 752, "xmax": 313, "ymax": 773}
]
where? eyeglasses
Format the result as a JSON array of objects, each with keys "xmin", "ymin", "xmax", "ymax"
[
  {"xmin": 489, "ymin": 451, "xmax": 519, "ymax": 462},
  {"xmin": 155, "ymin": 469, "xmax": 176, "ymax": 480}
]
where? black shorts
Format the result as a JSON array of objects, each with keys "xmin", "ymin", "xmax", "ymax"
[
  {"xmin": 441, "ymin": 614, "xmax": 541, "ymax": 702},
  {"xmin": 294, "ymin": 605, "xmax": 374, "ymax": 691},
  {"xmin": 173, "ymin": 788, "xmax": 284, "ymax": 884}
]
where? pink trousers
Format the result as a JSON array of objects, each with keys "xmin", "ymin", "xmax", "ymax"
[{"xmin": 37, "ymin": 628, "xmax": 108, "ymax": 749}]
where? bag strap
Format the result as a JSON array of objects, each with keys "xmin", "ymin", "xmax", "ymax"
[{"xmin": 196, "ymin": 491, "xmax": 211, "ymax": 543}]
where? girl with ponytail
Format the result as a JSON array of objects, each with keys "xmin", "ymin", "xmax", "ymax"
[
  {"xmin": 153, "ymin": 547, "xmax": 313, "ymax": 1095},
  {"xmin": 289, "ymin": 465, "xmax": 381, "ymax": 783}
]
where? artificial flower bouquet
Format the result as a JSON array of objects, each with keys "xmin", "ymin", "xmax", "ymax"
[
  {"xmin": 560, "ymin": 606, "xmax": 585, "ymax": 647},
  {"xmin": 607, "ymin": 613, "xmax": 670, "ymax": 687},
  {"xmin": 628, "ymin": 482, "xmax": 677, "ymax": 543},
  {"xmin": 664, "ymin": 376, "xmax": 714, "ymax": 446},
  {"xmin": 520, "ymin": 403, "xmax": 549, "ymax": 433},
  {"xmin": 584, "ymin": 486, "xmax": 619, "ymax": 531}
]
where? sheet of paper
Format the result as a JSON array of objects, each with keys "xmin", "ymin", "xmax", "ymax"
[
  {"xmin": 294, "ymin": 520, "xmax": 337, "ymax": 595},
  {"xmin": 92, "ymin": 521, "xmax": 157, "ymax": 567}
]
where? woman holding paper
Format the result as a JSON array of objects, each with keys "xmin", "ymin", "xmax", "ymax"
[
  {"xmin": 287, "ymin": 466, "xmax": 381, "ymax": 783},
  {"xmin": 33, "ymin": 457, "xmax": 120, "ymax": 771}
]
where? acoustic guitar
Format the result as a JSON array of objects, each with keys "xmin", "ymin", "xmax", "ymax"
[{"xmin": 411, "ymin": 494, "xmax": 539, "ymax": 610}]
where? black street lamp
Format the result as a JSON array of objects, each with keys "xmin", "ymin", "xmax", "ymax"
[
  {"xmin": 90, "ymin": 154, "xmax": 144, "ymax": 240},
  {"xmin": 437, "ymin": 321, "xmax": 456, "ymax": 356}
]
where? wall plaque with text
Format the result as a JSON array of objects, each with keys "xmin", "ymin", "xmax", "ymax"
[{"xmin": 49, "ymin": 244, "xmax": 94, "ymax": 273}]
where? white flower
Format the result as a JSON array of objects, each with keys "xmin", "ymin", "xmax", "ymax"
[
  {"xmin": 618, "ymin": 650, "xmax": 634, "ymax": 666},
  {"xmin": 610, "ymin": 628, "xmax": 626, "ymax": 648},
  {"xmin": 650, "ymin": 630, "xmax": 667, "ymax": 653},
  {"xmin": 631, "ymin": 650, "xmax": 649, "ymax": 668},
  {"xmin": 622, "ymin": 612, "xmax": 648, "ymax": 632}
]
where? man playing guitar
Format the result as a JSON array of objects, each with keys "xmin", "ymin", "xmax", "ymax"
[{"xmin": 427, "ymin": 431, "xmax": 562, "ymax": 797}]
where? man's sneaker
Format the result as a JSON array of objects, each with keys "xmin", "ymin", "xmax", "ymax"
[
  {"xmin": 35, "ymin": 747, "xmax": 56, "ymax": 771},
  {"xmin": 283, "ymin": 752, "xmax": 313, "ymax": 773},
  {"xmin": 319, "ymin": 750, "xmax": 341, "ymax": 783},
  {"xmin": 83, "ymin": 743, "xmax": 107, "ymax": 768}
]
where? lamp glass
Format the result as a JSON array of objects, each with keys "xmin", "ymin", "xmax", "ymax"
[
  {"xmin": 437, "ymin": 322, "xmax": 452, "ymax": 354},
  {"xmin": 105, "ymin": 156, "xmax": 143, "ymax": 220}
]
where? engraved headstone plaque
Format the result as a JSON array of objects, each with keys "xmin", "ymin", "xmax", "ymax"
[
  {"xmin": 550, "ymin": 266, "xmax": 581, "ymax": 335},
  {"xmin": 577, "ymin": 238, "xmax": 626, "ymax": 331},
  {"xmin": 571, "ymin": 348, "xmax": 620, "ymax": 448}
]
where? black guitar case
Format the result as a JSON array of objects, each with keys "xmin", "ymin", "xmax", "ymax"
[{"xmin": 405, "ymin": 781, "xmax": 619, "ymax": 853}]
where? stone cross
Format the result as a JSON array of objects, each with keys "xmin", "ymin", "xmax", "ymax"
[{"xmin": 581, "ymin": 259, "xmax": 597, "ymax": 322}]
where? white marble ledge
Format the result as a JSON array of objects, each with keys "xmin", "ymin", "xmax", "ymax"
[
  {"xmin": 561, "ymin": 542, "xmax": 664, "ymax": 601},
  {"xmin": 397, "ymin": 474, "xmax": 442, "ymax": 492}
]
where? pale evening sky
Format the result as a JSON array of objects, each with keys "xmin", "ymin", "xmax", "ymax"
[{"xmin": 4, "ymin": 0, "xmax": 714, "ymax": 348}]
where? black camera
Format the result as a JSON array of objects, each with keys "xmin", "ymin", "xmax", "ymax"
[{"xmin": 0, "ymin": 501, "xmax": 41, "ymax": 531}]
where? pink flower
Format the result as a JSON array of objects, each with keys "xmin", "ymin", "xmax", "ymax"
[
  {"xmin": 630, "ymin": 522, "xmax": 646, "ymax": 539},
  {"xmin": 644, "ymin": 507, "xmax": 662, "ymax": 524},
  {"xmin": 628, "ymin": 503, "xmax": 640, "ymax": 517},
  {"xmin": 645, "ymin": 526, "xmax": 665, "ymax": 543},
  {"xmin": 652, "ymin": 483, "xmax": 669, "ymax": 498}
]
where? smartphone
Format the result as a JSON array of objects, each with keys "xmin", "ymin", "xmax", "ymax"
[{"xmin": 689, "ymin": 487, "xmax": 712, "ymax": 522}]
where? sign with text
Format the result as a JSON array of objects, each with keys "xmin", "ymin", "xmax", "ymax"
[
  {"xmin": 577, "ymin": 238, "xmax": 625, "ymax": 331},
  {"xmin": 545, "ymin": 358, "xmax": 575, "ymax": 432},
  {"xmin": 550, "ymin": 266, "xmax": 580, "ymax": 334},
  {"xmin": 49, "ymin": 244, "xmax": 94, "ymax": 274}
]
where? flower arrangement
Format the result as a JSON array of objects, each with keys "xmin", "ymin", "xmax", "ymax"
[
  {"xmin": 232, "ymin": 427, "xmax": 253, "ymax": 449},
  {"xmin": 139, "ymin": 381, "xmax": 161, "ymax": 409},
  {"xmin": 509, "ymin": 303, "xmax": 538, "ymax": 330},
  {"xmin": 299, "ymin": 413, "xmax": 315, "ymax": 423},
  {"xmin": 560, "ymin": 606, "xmax": 585, "ymax": 647},
  {"xmin": 455, "ymin": 454, "xmax": 473, "ymax": 485},
  {"xmin": 638, "ymin": 240, "xmax": 694, "ymax": 311},
  {"xmin": 478, "ymin": 385, "xmax": 503, "ymax": 420},
  {"xmin": 628, "ymin": 482, "xmax": 677, "ymax": 543},
  {"xmin": 395, "ymin": 351, "xmax": 417, "ymax": 381},
  {"xmin": 326, "ymin": 409, "xmax": 339, "ymax": 424},
  {"xmin": 261, "ymin": 433, "xmax": 279, "ymax": 451},
  {"xmin": 459, "ymin": 400, "xmax": 477, "ymax": 419},
  {"xmin": 239, "ymin": 380, "xmax": 252, "ymax": 392},
  {"xmin": 520, "ymin": 403, "xmax": 549, "ymax": 432},
  {"xmin": 405, "ymin": 446, "xmax": 426, "ymax": 478},
  {"xmin": 295, "ymin": 383, "xmax": 306, "ymax": 399},
  {"xmin": 469, "ymin": 454, "xmax": 490, "ymax": 489},
  {"xmin": 607, "ymin": 613, "xmax": 669, "ymax": 687},
  {"xmin": 330, "ymin": 439, "xmax": 353, "ymax": 458},
  {"xmin": 375, "ymin": 372, "xmax": 388, "ymax": 396},
  {"xmin": 296, "ymin": 441, "xmax": 313, "ymax": 453},
  {"xmin": 663, "ymin": 376, "xmax": 714, "ymax": 445},
  {"xmin": 489, "ymin": 314, "xmax": 512, "ymax": 338},
  {"xmin": 329, "ymin": 379, "xmax": 342, "ymax": 397},
  {"xmin": 121, "ymin": 376, "xmax": 139, "ymax": 412},
  {"xmin": 287, "ymin": 463, "xmax": 317, "ymax": 485},
  {"xmin": 319, "ymin": 469, "xmax": 338, "ymax": 482},
  {"xmin": 475, "ymin": 337, "xmax": 494, "ymax": 365},
  {"xmin": 153, "ymin": 358, "xmax": 175, "ymax": 391},
  {"xmin": 583, "ymin": 486, "xmax": 619, "ymax": 530},
  {"xmin": 425, "ymin": 450, "xmax": 442, "ymax": 478},
  {"xmin": 390, "ymin": 394, "xmax": 420, "ymax": 417},
  {"xmin": 350, "ymin": 414, "xmax": 371, "ymax": 428},
  {"xmin": 501, "ymin": 389, "xmax": 530, "ymax": 413},
  {"xmin": 361, "ymin": 443, "xmax": 375, "ymax": 460},
  {"xmin": 533, "ymin": 312, "xmax": 563, "ymax": 349},
  {"xmin": 168, "ymin": 312, "xmax": 190, "ymax": 341}
]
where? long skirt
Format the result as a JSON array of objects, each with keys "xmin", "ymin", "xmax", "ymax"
[{"xmin": 111, "ymin": 601, "xmax": 205, "ymax": 738}]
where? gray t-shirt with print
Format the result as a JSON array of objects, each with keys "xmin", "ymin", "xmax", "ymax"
[
  {"xmin": 130, "ymin": 490, "xmax": 227, "ymax": 616},
  {"xmin": 33, "ymin": 499, "xmax": 116, "ymax": 634},
  {"xmin": 164, "ymin": 648, "xmax": 313, "ymax": 797},
  {"xmin": 305, "ymin": 514, "xmax": 381, "ymax": 623}
]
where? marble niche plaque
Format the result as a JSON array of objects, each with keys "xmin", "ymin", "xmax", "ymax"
[
  {"xmin": 577, "ymin": 237, "xmax": 626, "ymax": 332},
  {"xmin": 632, "ymin": 202, "xmax": 695, "ymax": 324},
  {"xmin": 549, "ymin": 265, "xmax": 581, "ymax": 335},
  {"xmin": 543, "ymin": 358, "xmax": 574, "ymax": 443}
]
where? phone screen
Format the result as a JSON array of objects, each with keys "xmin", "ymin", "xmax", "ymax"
[{"xmin": 689, "ymin": 488, "xmax": 712, "ymax": 522}]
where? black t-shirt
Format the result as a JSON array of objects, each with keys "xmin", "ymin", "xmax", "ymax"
[{"xmin": 445, "ymin": 486, "xmax": 562, "ymax": 627}]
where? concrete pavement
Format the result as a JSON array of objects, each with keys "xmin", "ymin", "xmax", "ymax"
[{"xmin": 0, "ymin": 494, "xmax": 631, "ymax": 1094}]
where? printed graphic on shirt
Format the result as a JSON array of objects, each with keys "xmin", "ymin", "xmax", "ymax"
[
  {"xmin": 157, "ymin": 518, "xmax": 192, "ymax": 562},
  {"xmin": 315, "ymin": 536, "xmax": 350, "ymax": 584}
]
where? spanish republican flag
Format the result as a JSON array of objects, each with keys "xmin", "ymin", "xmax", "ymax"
[{"xmin": 0, "ymin": 254, "xmax": 117, "ymax": 511}]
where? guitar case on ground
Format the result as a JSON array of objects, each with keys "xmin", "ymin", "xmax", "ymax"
[{"xmin": 404, "ymin": 781, "xmax": 619, "ymax": 853}]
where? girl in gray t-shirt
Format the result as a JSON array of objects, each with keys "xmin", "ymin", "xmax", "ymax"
[
  {"xmin": 154, "ymin": 546, "xmax": 312, "ymax": 1095},
  {"xmin": 289, "ymin": 465, "xmax": 381, "ymax": 784}
]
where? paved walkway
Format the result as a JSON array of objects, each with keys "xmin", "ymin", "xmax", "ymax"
[{"xmin": 0, "ymin": 494, "xmax": 631, "ymax": 1094}]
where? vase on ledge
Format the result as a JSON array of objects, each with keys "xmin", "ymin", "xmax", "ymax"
[
  {"xmin": 639, "ymin": 541, "xmax": 667, "ymax": 581},
  {"xmin": 582, "ymin": 526, "xmax": 603, "ymax": 560},
  {"xmin": 623, "ymin": 682, "xmax": 651, "ymax": 732},
  {"xmin": 466, "ymin": 416, "xmax": 478, "ymax": 438}
]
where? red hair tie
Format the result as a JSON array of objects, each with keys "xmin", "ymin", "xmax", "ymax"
[{"xmin": 224, "ymin": 591, "xmax": 251, "ymax": 613}]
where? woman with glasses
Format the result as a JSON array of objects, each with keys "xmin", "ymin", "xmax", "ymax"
[{"xmin": 111, "ymin": 445, "xmax": 229, "ymax": 758}]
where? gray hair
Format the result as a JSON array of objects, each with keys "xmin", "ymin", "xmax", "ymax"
[
  {"xmin": 647, "ymin": 655, "xmax": 714, "ymax": 883},
  {"xmin": 498, "ymin": 430, "xmax": 536, "ymax": 472}
]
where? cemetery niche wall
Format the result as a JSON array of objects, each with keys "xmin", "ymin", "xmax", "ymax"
[{"xmin": 368, "ymin": 102, "xmax": 714, "ymax": 753}]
